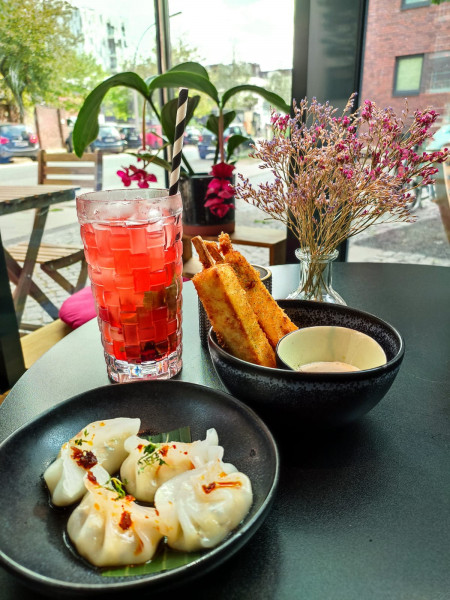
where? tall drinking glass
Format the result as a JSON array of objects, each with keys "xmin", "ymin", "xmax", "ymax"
[{"xmin": 76, "ymin": 188, "xmax": 183, "ymax": 382}]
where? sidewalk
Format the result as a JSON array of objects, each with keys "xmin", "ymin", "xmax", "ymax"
[{"xmin": 8, "ymin": 191, "xmax": 450, "ymax": 329}]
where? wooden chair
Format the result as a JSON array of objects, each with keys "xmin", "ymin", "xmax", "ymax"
[
  {"xmin": 182, "ymin": 225, "xmax": 287, "ymax": 278},
  {"xmin": 6, "ymin": 150, "xmax": 102, "ymax": 300},
  {"xmin": 38, "ymin": 150, "xmax": 103, "ymax": 191}
]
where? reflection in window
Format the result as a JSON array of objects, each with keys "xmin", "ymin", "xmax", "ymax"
[
  {"xmin": 394, "ymin": 55, "xmax": 423, "ymax": 95},
  {"xmin": 424, "ymin": 51, "xmax": 450, "ymax": 93}
]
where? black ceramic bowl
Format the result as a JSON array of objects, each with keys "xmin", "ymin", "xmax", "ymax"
[{"xmin": 208, "ymin": 299, "xmax": 404, "ymax": 430}]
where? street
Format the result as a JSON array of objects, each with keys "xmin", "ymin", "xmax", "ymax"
[
  {"xmin": 0, "ymin": 144, "xmax": 270, "ymax": 189},
  {"xmin": 0, "ymin": 145, "xmax": 274, "ymax": 243}
]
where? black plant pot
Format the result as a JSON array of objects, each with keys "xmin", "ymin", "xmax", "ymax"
[{"xmin": 179, "ymin": 173, "xmax": 235, "ymax": 236}]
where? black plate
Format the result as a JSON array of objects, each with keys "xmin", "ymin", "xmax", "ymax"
[{"xmin": 0, "ymin": 381, "xmax": 279, "ymax": 597}]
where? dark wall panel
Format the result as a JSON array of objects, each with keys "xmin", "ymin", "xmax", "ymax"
[{"xmin": 287, "ymin": 0, "xmax": 368, "ymax": 262}]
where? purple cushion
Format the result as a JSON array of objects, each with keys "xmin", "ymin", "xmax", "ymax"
[{"xmin": 59, "ymin": 286, "xmax": 96, "ymax": 329}]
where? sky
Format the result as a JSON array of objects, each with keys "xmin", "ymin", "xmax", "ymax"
[{"xmin": 67, "ymin": 0, "xmax": 295, "ymax": 71}]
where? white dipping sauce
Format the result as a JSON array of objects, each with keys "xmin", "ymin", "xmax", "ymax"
[{"xmin": 298, "ymin": 361, "xmax": 360, "ymax": 373}]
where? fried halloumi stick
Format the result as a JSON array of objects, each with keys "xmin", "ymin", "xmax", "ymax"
[
  {"xmin": 192, "ymin": 237, "xmax": 276, "ymax": 368},
  {"xmin": 218, "ymin": 233, "xmax": 298, "ymax": 348},
  {"xmin": 204, "ymin": 241, "xmax": 224, "ymax": 263}
]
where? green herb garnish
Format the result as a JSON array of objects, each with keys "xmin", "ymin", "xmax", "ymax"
[
  {"xmin": 138, "ymin": 442, "xmax": 166, "ymax": 470},
  {"xmin": 109, "ymin": 477, "xmax": 127, "ymax": 500},
  {"xmin": 73, "ymin": 429, "xmax": 90, "ymax": 446}
]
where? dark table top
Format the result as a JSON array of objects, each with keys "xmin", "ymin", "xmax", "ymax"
[
  {"xmin": 1, "ymin": 263, "xmax": 449, "ymax": 599},
  {"xmin": 0, "ymin": 185, "xmax": 78, "ymax": 215}
]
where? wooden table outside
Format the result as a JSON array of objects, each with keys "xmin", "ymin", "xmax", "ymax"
[{"xmin": 0, "ymin": 185, "xmax": 78, "ymax": 390}]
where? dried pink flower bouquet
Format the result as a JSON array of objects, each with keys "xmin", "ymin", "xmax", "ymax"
[{"xmin": 235, "ymin": 94, "xmax": 448, "ymax": 298}]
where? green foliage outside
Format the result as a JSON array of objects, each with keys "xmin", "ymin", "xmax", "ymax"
[
  {"xmin": 0, "ymin": 0, "xmax": 106, "ymax": 122},
  {"xmin": 0, "ymin": 0, "xmax": 292, "ymax": 130}
]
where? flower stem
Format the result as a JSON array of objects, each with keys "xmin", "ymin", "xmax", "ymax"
[
  {"xmin": 218, "ymin": 110, "xmax": 225, "ymax": 163},
  {"xmin": 142, "ymin": 101, "xmax": 146, "ymax": 152}
]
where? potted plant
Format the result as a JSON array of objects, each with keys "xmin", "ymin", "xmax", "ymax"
[{"xmin": 72, "ymin": 61, "xmax": 290, "ymax": 235}]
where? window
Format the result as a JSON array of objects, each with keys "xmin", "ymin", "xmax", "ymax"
[
  {"xmin": 393, "ymin": 54, "xmax": 423, "ymax": 95},
  {"xmin": 424, "ymin": 51, "xmax": 450, "ymax": 93},
  {"xmin": 401, "ymin": 0, "xmax": 430, "ymax": 8}
]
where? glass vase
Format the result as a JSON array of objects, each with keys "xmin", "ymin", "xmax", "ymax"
[{"xmin": 287, "ymin": 248, "xmax": 346, "ymax": 305}]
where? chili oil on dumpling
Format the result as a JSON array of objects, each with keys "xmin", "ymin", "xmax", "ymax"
[
  {"xmin": 67, "ymin": 469, "xmax": 163, "ymax": 567},
  {"xmin": 44, "ymin": 417, "xmax": 140, "ymax": 507},
  {"xmin": 120, "ymin": 428, "xmax": 224, "ymax": 503},
  {"xmin": 154, "ymin": 458, "xmax": 253, "ymax": 552}
]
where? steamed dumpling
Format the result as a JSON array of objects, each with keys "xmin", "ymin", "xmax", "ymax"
[
  {"xmin": 154, "ymin": 459, "xmax": 253, "ymax": 552},
  {"xmin": 67, "ymin": 468, "xmax": 162, "ymax": 567},
  {"xmin": 44, "ymin": 417, "xmax": 140, "ymax": 506},
  {"xmin": 120, "ymin": 428, "xmax": 224, "ymax": 503}
]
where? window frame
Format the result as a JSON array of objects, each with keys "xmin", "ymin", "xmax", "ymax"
[
  {"xmin": 393, "ymin": 53, "xmax": 424, "ymax": 96},
  {"xmin": 401, "ymin": 0, "xmax": 430, "ymax": 9}
]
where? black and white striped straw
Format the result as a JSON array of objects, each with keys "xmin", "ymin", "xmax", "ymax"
[{"xmin": 169, "ymin": 87, "xmax": 189, "ymax": 196}]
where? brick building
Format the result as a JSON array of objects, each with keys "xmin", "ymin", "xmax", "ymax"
[{"xmin": 361, "ymin": 0, "xmax": 450, "ymax": 125}]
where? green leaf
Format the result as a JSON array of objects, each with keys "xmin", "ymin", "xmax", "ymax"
[
  {"xmin": 168, "ymin": 62, "xmax": 210, "ymax": 80},
  {"xmin": 147, "ymin": 426, "xmax": 192, "ymax": 444},
  {"xmin": 226, "ymin": 134, "xmax": 253, "ymax": 162},
  {"xmin": 101, "ymin": 547, "xmax": 203, "ymax": 578},
  {"xmin": 145, "ymin": 74, "xmax": 157, "ymax": 87},
  {"xmin": 206, "ymin": 111, "xmax": 236, "ymax": 137},
  {"xmin": 126, "ymin": 152, "xmax": 172, "ymax": 173},
  {"xmin": 222, "ymin": 84, "xmax": 290, "ymax": 114},
  {"xmin": 160, "ymin": 95, "xmax": 201, "ymax": 144},
  {"xmin": 148, "ymin": 71, "xmax": 220, "ymax": 105},
  {"xmin": 72, "ymin": 72, "xmax": 150, "ymax": 157}
]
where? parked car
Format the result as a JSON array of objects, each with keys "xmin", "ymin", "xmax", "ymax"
[
  {"xmin": 184, "ymin": 126, "xmax": 203, "ymax": 145},
  {"xmin": 66, "ymin": 125, "xmax": 126, "ymax": 154},
  {"xmin": 0, "ymin": 124, "xmax": 39, "ymax": 162},
  {"xmin": 197, "ymin": 124, "xmax": 253, "ymax": 159},
  {"xmin": 118, "ymin": 125, "xmax": 142, "ymax": 149}
]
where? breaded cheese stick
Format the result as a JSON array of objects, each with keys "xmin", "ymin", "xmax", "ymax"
[
  {"xmin": 218, "ymin": 233, "xmax": 298, "ymax": 348},
  {"xmin": 192, "ymin": 237, "xmax": 276, "ymax": 368}
]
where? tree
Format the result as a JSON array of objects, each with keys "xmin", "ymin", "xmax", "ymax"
[
  {"xmin": 45, "ymin": 52, "xmax": 107, "ymax": 115},
  {"xmin": 267, "ymin": 70, "xmax": 292, "ymax": 105},
  {"xmin": 171, "ymin": 39, "xmax": 204, "ymax": 67},
  {"xmin": 0, "ymin": 0, "xmax": 104, "ymax": 121}
]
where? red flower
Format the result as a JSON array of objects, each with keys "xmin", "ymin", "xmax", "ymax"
[
  {"xmin": 204, "ymin": 162, "xmax": 235, "ymax": 218},
  {"xmin": 117, "ymin": 169, "xmax": 132, "ymax": 187},
  {"xmin": 206, "ymin": 178, "xmax": 223, "ymax": 194},
  {"xmin": 206, "ymin": 178, "xmax": 234, "ymax": 200},
  {"xmin": 205, "ymin": 162, "xmax": 234, "ymax": 219},
  {"xmin": 204, "ymin": 196, "xmax": 234, "ymax": 218},
  {"xmin": 117, "ymin": 165, "xmax": 157, "ymax": 188},
  {"xmin": 210, "ymin": 161, "xmax": 235, "ymax": 178}
]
